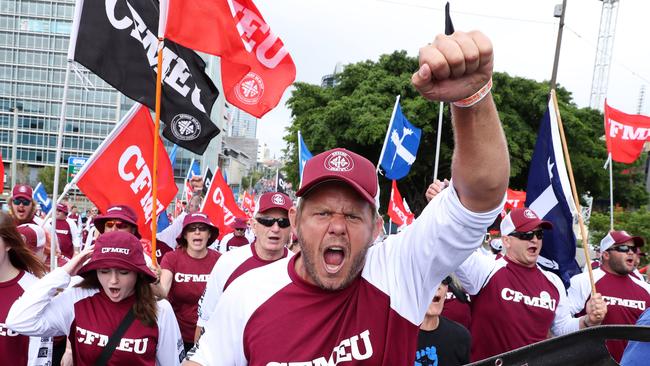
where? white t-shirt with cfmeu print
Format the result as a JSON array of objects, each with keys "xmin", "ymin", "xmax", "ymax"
[{"xmin": 188, "ymin": 185, "xmax": 505, "ymax": 365}]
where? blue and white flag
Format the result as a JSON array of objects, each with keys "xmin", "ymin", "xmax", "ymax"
[
  {"xmin": 379, "ymin": 103, "xmax": 421, "ymax": 180},
  {"xmin": 298, "ymin": 131, "xmax": 313, "ymax": 183},
  {"xmin": 168, "ymin": 144, "xmax": 179, "ymax": 169},
  {"xmin": 33, "ymin": 182, "xmax": 52, "ymax": 214},
  {"xmin": 525, "ymin": 97, "xmax": 581, "ymax": 288}
]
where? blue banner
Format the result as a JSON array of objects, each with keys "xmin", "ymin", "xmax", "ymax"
[
  {"xmin": 33, "ymin": 182, "xmax": 52, "ymax": 214},
  {"xmin": 379, "ymin": 103, "xmax": 421, "ymax": 180},
  {"xmin": 298, "ymin": 131, "xmax": 313, "ymax": 182},
  {"xmin": 525, "ymin": 98, "xmax": 581, "ymax": 288}
]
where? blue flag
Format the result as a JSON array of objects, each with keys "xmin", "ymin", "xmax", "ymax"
[
  {"xmin": 379, "ymin": 103, "xmax": 421, "ymax": 180},
  {"xmin": 157, "ymin": 211, "xmax": 170, "ymax": 233},
  {"xmin": 298, "ymin": 131, "xmax": 313, "ymax": 182},
  {"xmin": 169, "ymin": 144, "xmax": 179, "ymax": 169},
  {"xmin": 525, "ymin": 97, "xmax": 581, "ymax": 288},
  {"xmin": 33, "ymin": 182, "xmax": 52, "ymax": 214}
]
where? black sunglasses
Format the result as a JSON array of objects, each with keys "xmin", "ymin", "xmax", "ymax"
[
  {"xmin": 607, "ymin": 245, "xmax": 638, "ymax": 254},
  {"xmin": 187, "ymin": 224, "xmax": 210, "ymax": 233},
  {"xmin": 510, "ymin": 229, "xmax": 544, "ymax": 241},
  {"xmin": 256, "ymin": 217, "xmax": 291, "ymax": 228},
  {"xmin": 12, "ymin": 198, "xmax": 31, "ymax": 206}
]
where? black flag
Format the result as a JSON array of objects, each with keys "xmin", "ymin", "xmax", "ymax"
[
  {"xmin": 445, "ymin": 2, "xmax": 455, "ymax": 35},
  {"xmin": 276, "ymin": 170, "xmax": 289, "ymax": 194},
  {"xmin": 68, "ymin": 0, "xmax": 220, "ymax": 154},
  {"xmin": 202, "ymin": 167, "xmax": 214, "ymax": 196}
]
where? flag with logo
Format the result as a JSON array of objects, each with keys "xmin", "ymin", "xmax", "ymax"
[
  {"xmin": 298, "ymin": 130, "xmax": 313, "ymax": 183},
  {"xmin": 276, "ymin": 169, "xmax": 289, "ymax": 194},
  {"xmin": 603, "ymin": 100, "xmax": 650, "ymax": 164},
  {"xmin": 201, "ymin": 168, "xmax": 247, "ymax": 239},
  {"xmin": 33, "ymin": 182, "xmax": 53, "ymax": 214},
  {"xmin": 379, "ymin": 102, "xmax": 422, "ymax": 180},
  {"xmin": 242, "ymin": 191, "xmax": 256, "ymax": 218},
  {"xmin": 182, "ymin": 159, "xmax": 201, "ymax": 202},
  {"xmin": 159, "ymin": 0, "xmax": 296, "ymax": 118},
  {"xmin": 501, "ymin": 188, "xmax": 527, "ymax": 218},
  {"xmin": 75, "ymin": 104, "xmax": 178, "ymax": 240},
  {"xmin": 174, "ymin": 198, "xmax": 184, "ymax": 218},
  {"xmin": 68, "ymin": 0, "xmax": 220, "ymax": 154},
  {"xmin": 202, "ymin": 167, "xmax": 214, "ymax": 196},
  {"xmin": 525, "ymin": 96, "xmax": 580, "ymax": 287},
  {"xmin": 388, "ymin": 180, "xmax": 414, "ymax": 227}
]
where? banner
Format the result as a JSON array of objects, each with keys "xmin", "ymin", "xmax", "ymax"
[
  {"xmin": 388, "ymin": 180, "xmax": 414, "ymax": 227},
  {"xmin": 201, "ymin": 168, "xmax": 247, "ymax": 239},
  {"xmin": 76, "ymin": 104, "xmax": 178, "ymax": 240},
  {"xmin": 276, "ymin": 169, "xmax": 289, "ymax": 194},
  {"xmin": 33, "ymin": 182, "xmax": 53, "ymax": 214},
  {"xmin": 160, "ymin": 0, "xmax": 296, "ymax": 118},
  {"xmin": 379, "ymin": 103, "xmax": 422, "ymax": 180},
  {"xmin": 604, "ymin": 100, "xmax": 650, "ymax": 164},
  {"xmin": 202, "ymin": 167, "xmax": 214, "ymax": 196},
  {"xmin": 68, "ymin": 0, "xmax": 220, "ymax": 154},
  {"xmin": 525, "ymin": 95, "xmax": 580, "ymax": 287},
  {"xmin": 501, "ymin": 188, "xmax": 527, "ymax": 217}
]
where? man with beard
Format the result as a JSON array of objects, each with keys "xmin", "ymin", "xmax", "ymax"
[
  {"xmin": 567, "ymin": 230, "xmax": 650, "ymax": 362},
  {"xmin": 8, "ymin": 184, "xmax": 41, "ymax": 226},
  {"xmin": 185, "ymin": 30, "xmax": 510, "ymax": 365}
]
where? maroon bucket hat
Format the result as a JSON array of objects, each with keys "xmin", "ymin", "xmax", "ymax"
[
  {"xmin": 176, "ymin": 212, "xmax": 219, "ymax": 246},
  {"xmin": 93, "ymin": 204, "xmax": 141, "ymax": 239}
]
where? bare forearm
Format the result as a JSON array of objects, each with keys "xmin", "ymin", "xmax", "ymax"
[{"xmin": 451, "ymin": 93, "xmax": 509, "ymax": 212}]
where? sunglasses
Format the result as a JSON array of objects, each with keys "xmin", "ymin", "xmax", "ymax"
[
  {"xmin": 187, "ymin": 224, "xmax": 210, "ymax": 233},
  {"xmin": 256, "ymin": 217, "xmax": 291, "ymax": 228},
  {"xmin": 104, "ymin": 220, "xmax": 131, "ymax": 230},
  {"xmin": 607, "ymin": 245, "xmax": 638, "ymax": 254},
  {"xmin": 510, "ymin": 229, "xmax": 544, "ymax": 241},
  {"xmin": 12, "ymin": 198, "xmax": 31, "ymax": 206}
]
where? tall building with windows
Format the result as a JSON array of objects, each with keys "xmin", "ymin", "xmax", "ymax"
[
  {"xmin": 228, "ymin": 107, "xmax": 257, "ymax": 139},
  {"xmin": 0, "ymin": 0, "xmax": 225, "ymax": 202}
]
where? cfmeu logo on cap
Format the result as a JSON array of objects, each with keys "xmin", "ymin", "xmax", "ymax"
[
  {"xmin": 500, "ymin": 207, "xmax": 553, "ymax": 236},
  {"xmin": 297, "ymin": 148, "xmax": 377, "ymax": 207}
]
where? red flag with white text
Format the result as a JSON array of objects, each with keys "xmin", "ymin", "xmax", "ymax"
[
  {"xmin": 201, "ymin": 168, "xmax": 247, "ymax": 239},
  {"xmin": 604, "ymin": 100, "xmax": 650, "ymax": 164},
  {"xmin": 242, "ymin": 191, "xmax": 256, "ymax": 218},
  {"xmin": 160, "ymin": 0, "xmax": 296, "ymax": 118},
  {"xmin": 76, "ymin": 104, "xmax": 178, "ymax": 240},
  {"xmin": 501, "ymin": 188, "xmax": 527, "ymax": 218},
  {"xmin": 388, "ymin": 180, "xmax": 414, "ymax": 227}
]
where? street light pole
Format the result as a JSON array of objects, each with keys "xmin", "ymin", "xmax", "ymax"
[
  {"xmin": 11, "ymin": 106, "xmax": 19, "ymax": 188},
  {"xmin": 550, "ymin": 0, "xmax": 568, "ymax": 91}
]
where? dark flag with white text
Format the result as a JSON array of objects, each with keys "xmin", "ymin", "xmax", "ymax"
[
  {"xmin": 68, "ymin": 0, "xmax": 220, "ymax": 154},
  {"xmin": 276, "ymin": 170, "xmax": 289, "ymax": 194},
  {"xmin": 525, "ymin": 97, "xmax": 581, "ymax": 287},
  {"xmin": 202, "ymin": 167, "xmax": 214, "ymax": 196}
]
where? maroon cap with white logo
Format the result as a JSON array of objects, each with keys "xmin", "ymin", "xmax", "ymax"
[
  {"xmin": 56, "ymin": 203, "xmax": 68, "ymax": 214},
  {"xmin": 93, "ymin": 204, "xmax": 140, "ymax": 238},
  {"xmin": 599, "ymin": 230, "xmax": 644, "ymax": 253},
  {"xmin": 17, "ymin": 224, "xmax": 46, "ymax": 252},
  {"xmin": 500, "ymin": 207, "xmax": 553, "ymax": 236},
  {"xmin": 77, "ymin": 231, "xmax": 156, "ymax": 282},
  {"xmin": 12, "ymin": 184, "xmax": 33, "ymax": 200},
  {"xmin": 296, "ymin": 148, "xmax": 378, "ymax": 207},
  {"xmin": 256, "ymin": 192, "xmax": 292, "ymax": 214},
  {"xmin": 230, "ymin": 217, "xmax": 248, "ymax": 229},
  {"xmin": 177, "ymin": 212, "xmax": 219, "ymax": 245}
]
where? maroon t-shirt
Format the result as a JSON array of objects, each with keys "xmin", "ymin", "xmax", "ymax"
[
  {"xmin": 0, "ymin": 271, "xmax": 34, "ymax": 366},
  {"xmin": 225, "ymin": 235, "xmax": 250, "ymax": 252},
  {"xmin": 161, "ymin": 249, "xmax": 220, "ymax": 342},
  {"xmin": 54, "ymin": 219, "xmax": 74, "ymax": 259},
  {"xmin": 441, "ymin": 289, "xmax": 471, "ymax": 330}
]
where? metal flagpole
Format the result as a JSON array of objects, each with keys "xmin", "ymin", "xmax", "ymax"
[
  {"xmin": 50, "ymin": 61, "xmax": 73, "ymax": 270},
  {"xmin": 432, "ymin": 102, "xmax": 444, "ymax": 181},
  {"xmin": 11, "ymin": 107, "xmax": 18, "ymax": 189},
  {"xmin": 376, "ymin": 95, "xmax": 400, "ymax": 172},
  {"xmin": 608, "ymin": 153, "xmax": 614, "ymax": 230}
]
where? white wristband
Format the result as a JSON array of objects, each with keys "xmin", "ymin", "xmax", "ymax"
[{"xmin": 452, "ymin": 78, "xmax": 493, "ymax": 108}]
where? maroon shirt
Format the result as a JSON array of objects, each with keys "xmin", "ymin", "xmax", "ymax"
[
  {"xmin": 441, "ymin": 289, "xmax": 471, "ymax": 330},
  {"xmin": 54, "ymin": 219, "xmax": 74, "ymax": 259},
  {"xmin": 161, "ymin": 249, "xmax": 220, "ymax": 342},
  {"xmin": 224, "ymin": 235, "xmax": 250, "ymax": 252}
]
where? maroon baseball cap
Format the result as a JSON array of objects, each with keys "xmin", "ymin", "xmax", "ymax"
[
  {"xmin": 77, "ymin": 231, "xmax": 156, "ymax": 282},
  {"xmin": 93, "ymin": 205, "xmax": 141, "ymax": 238},
  {"xmin": 296, "ymin": 148, "xmax": 378, "ymax": 207},
  {"xmin": 500, "ymin": 207, "xmax": 553, "ymax": 236},
  {"xmin": 256, "ymin": 192, "xmax": 292, "ymax": 215},
  {"xmin": 599, "ymin": 230, "xmax": 644, "ymax": 253},
  {"xmin": 230, "ymin": 217, "xmax": 248, "ymax": 229},
  {"xmin": 177, "ymin": 212, "xmax": 219, "ymax": 245},
  {"xmin": 17, "ymin": 223, "xmax": 46, "ymax": 252},
  {"xmin": 12, "ymin": 184, "xmax": 33, "ymax": 200},
  {"xmin": 56, "ymin": 203, "xmax": 68, "ymax": 214}
]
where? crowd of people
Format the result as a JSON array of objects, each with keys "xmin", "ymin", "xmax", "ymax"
[{"xmin": 0, "ymin": 29, "xmax": 648, "ymax": 366}]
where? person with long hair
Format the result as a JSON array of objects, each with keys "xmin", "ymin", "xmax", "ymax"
[
  {"xmin": 0, "ymin": 211, "xmax": 52, "ymax": 365},
  {"xmin": 156, "ymin": 212, "xmax": 220, "ymax": 353},
  {"xmin": 6, "ymin": 231, "xmax": 184, "ymax": 365}
]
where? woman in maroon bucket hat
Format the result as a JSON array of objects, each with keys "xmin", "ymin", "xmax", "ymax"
[
  {"xmin": 156, "ymin": 212, "xmax": 221, "ymax": 353},
  {"xmin": 6, "ymin": 231, "xmax": 184, "ymax": 365}
]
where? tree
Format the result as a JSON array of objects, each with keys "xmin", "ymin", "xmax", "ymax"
[
  {"xmin": 37, "ymin": 166, "xmax": 67, "ymax": 194},
  {"xmin": 283, "ymin": 51, "xmax": 648, "ymax": 216}
]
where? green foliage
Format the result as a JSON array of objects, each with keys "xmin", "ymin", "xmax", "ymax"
[
  {"xmin": 37, "ymin": 166, "xmax": 67, "ymax": 194},
  {"xmin": 283, "ymin": 51, "xmax": 648, "ymax": 216},
  {"xmin": 589, "ymin": 209, "xmax": 650, "ymax": 267}
]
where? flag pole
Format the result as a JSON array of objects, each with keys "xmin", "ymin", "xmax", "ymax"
[
  {"xmin": 608, "ymin": 153, "xmax": 614, "ymax": 230},
  {"xmin": 377, "ymin": 95, "xmax": 400, "ymax": 172},
  {"xmin": 550, "ymin": 90, "xmax": 596, "ymax": 294},
  {"xmin": 297, "ymin": 130, "xmax": 303, "ymax": 183},
  {"xmin": 150, "ymin": 37, "xmax": 164, "ymax": 266},
  {"xmin": 432, "ymin": 102, "xmax": 444, "ymax": 181}
]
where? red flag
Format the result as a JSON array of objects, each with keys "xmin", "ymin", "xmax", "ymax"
[
  {"xmin": 242, "ymin": 191, "xmax": 256, "ymax": 218},
  {"xmin": 161, "ymin": 0, "xmax": 296, "ymax": 118},
  {"xmin": 0, "ymin": 151, "xmax": 4, "ymax": 194},
  {"xmin": 500, "ymin": 188, "xmax": 527, "ymax": 218},
  {"xmin": 174, "ymin": 198, "xmax": 184, "ymax": 218},
  {"xmin": 604, "ymin": 100, "xmax": 650, "ymax": 164},
  {"xmin": 388, "ymin": 180, "xmax": 414, "ymax": 227},
  {"xmin": 76, "ymin": 104, "xmax": 178, "ymax": 240},
  {"xmin": 201, "ymin": 168, "xmax": 247, "ymax": 239}
]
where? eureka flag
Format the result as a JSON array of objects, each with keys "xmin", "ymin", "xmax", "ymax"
[
  {"xmin": 604, "ymin": 100, "xmax": 650, "ymax": 164},
  {"xmin": 33, "ymin": 182, "xmax": 52, "ymax": 214},
  {"xmin": 379, "ymin": 103, "xmax": 421, "ymax": 180},
  {"xmin": 76, "ymin": 104, "xmax": 178, "ymax": 240},
  {"xmin": 68, "ymin": 0, "xmax": 220, "ymax": 154},
  {"xmin": 160, "ymin": 0, "xmax": 296, "ymax": 118},
  {"xmin": 298, "ymin": 131, "xmax": 313, "ymax": 184},
  {"xmin": 525, "ymin": 96, "xmax": 580, "ymax": 288}
]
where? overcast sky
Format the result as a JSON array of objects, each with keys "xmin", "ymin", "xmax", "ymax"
[{"xmin": 252, "ymin": 0, "xmax": 650, "ymax": 158}]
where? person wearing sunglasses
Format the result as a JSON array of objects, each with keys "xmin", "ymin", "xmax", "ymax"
[
  {"xmin": 567, "ymin": 230, "xmax": 650, "ymax": 362},
  {"xmin": 8, "ymin": 184, "xmax": 40, "ymax": 227},
  {"xmin": 157, "ymin": 213, "xmax": 220, "ymax": 354},
  {"xmin": 193, "ymin": 192, "xmax": 293, "ymax": 345},
  {"xmin": 217, "ymin": 217, "xmax": 251, "ymax": 253},
  {"xmin": 453, "ymin": 206, "xmax": 606, "ymax": 362}
]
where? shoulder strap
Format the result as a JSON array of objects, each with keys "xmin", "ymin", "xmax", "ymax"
[{"xmin": 94, "ymin": 307, "xmax": 136, "ymax": 366}]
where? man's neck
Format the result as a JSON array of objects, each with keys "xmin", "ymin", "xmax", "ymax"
[
  {"xmin": 600, "ymin": 263, "xmax": 628, "ymax": 277},
  {"xmin": 256, "ymin": 245, "xmax": 284, "ymax": 261},
  {"xmin": 420, "ymin": 315, "xmax": 440, "ymax": 331}
]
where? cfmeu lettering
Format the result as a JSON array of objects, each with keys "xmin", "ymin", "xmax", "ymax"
[{"xmin": 266, "ymin": 330, "xmax": 373, "ymax": 366}]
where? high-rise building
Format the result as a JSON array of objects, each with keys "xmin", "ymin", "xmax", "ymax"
[
  {"xmin": 0, "ymin": 0, "xmax": 224, "ymax": 201},
  {"xmin": 228, "ymin": 106, "xmax": 257, "ymax": 139}
]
